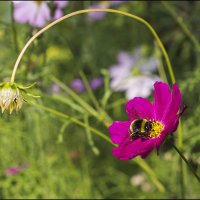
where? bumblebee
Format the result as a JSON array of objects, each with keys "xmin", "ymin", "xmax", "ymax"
[{"xmin": 129, "ymin": 118, "xmax": 152, "ymax": 140}]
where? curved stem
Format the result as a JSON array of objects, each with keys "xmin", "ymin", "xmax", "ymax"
[
  {"xmin": 133, "ymin": 157, "xmax": 165, "ymax": 192},
  {"xmin": 10, "ymin": 8, "xmax": 175, "ymax": 83},
  {"xmin": 172, "ymin": 142, "xmax": 200, "ymax": 183}
]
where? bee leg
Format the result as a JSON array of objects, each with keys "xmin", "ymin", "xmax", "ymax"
[{"xmin": 129, "ymin": 133, "xmax": 135, "ymax": 141}]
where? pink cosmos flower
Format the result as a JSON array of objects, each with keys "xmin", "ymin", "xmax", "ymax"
[
  {"xmin": 108, "ymin": 81, "xmax": 185, "ymax": 160},
  {"xmin": 13, "ymin": 1, "xmax": 68, "ymax": 28}
]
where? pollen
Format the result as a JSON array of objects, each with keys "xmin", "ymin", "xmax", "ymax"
[{"xmin": 148, "ymin": 120, "xmax": 163, "ymax": 138}]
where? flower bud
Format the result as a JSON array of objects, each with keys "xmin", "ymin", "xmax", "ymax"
[{"xmin": 0, "ymin": 82, "xmax": 23, "ymax": 114}]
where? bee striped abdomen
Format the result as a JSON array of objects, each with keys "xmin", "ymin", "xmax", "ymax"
[{"xmin": 129, "ymin": 118, "xmax": 151, "ymax": 140}]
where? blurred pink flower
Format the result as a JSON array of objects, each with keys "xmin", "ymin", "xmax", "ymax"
[
  {"xmin": 5, "ymin": 167, "xmax": 20, "ymax": 176},
  {"xmin": 5, "ymin": 163, "xmax": 28, "ymax": 176},
  {"xmin": 13, "ymin": 1, "xmax": 68, "ymax": 28}
]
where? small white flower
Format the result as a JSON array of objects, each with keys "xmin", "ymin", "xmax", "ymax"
[
  {"xmin": 109, "ymin": 47, "xmax": 161, "ymax": 99},
  {"xmin": 130, "ymin": 173, "xmax": 152, "ymax": 192}
]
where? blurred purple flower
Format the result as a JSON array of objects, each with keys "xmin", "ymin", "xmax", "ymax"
[
  {"xmin": 54, "ymin": 1, "xmax": 68, "ymax": 9},
  {"xmin": 53, "ymin": 1, "xmax": 68, "ymax": 20},
  {"xmin": 70, "ymin": 77, "xmax": 103, "ymax": 93},
  {"xmin": 5, "ymin": 163, "xmax": 28, "ymax": 176},
  {"xmin": 109, "ymin": 47, "xmax": 161, "ymax": 100},
  {"xmin": 13, "ymin": 1, "xmax": 68, "ymax": 28},
  {"xmin": 88, "ymin": 1, "xmax": 125, "ymax": 21},
  {"xmin": 88, "ymin": 3, "xmax": 108, "ymax": 21},
  {"xmin": 90, "ymin": 77, "xmax": 103, "ymax": 90},
  {"xmin": 70, "ymin": 79, "xmax": 85, "ymax": 93}
]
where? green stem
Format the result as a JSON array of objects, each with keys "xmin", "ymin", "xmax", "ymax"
[
  {"xmin": 79, "ymin": 71, "xmax": 113, "ymax": 125},
  {"xmin": 178, "ymin": 120, "xmax": 183, "ymax": 151},
  {"xmin": 10, "ymin": 8, "xmax": 175, "ymax": 84},
  {"xmin": 51, "ymin": 76, "xmax": 112, "ymax": 127},
  {"xmin": 179, "ymin": 157, "xmax": 185, "ymax": 199},
  {"xmin": 155, "ymin": 43, "xmax": 168, "ymax": 83},
  {"xmin": 162, "ymin": 1, "xmax": 200, "ymax": 52},
  {"xmin": 84, "ymin": 114, "xmax": 100, "ymax": 156},
  {"xmin": 133, "ymin": 157, "xmax": 165, "ymax": 192},
  {"xmin": 177, "ymin": 120, "xmax": 184, "ymax": 196},
  {"xmin": 107, "ymin": 98, "xmax": 127, "ymax": 110},
  {"xmin": 79, "ymin": 71, "xmax": 100, "ymax": 111},
  {"xmin": 28, "ymin": 101, "xmax": 113, "ymax": 145},
  {"xmin": 172, "ymin": 143, "xmax": 200, "ymax": 183},
  {"xmin": 11, "ymin": 2, "xmax": 19, "ymax": 53},
  {"xmin": 51, "ymin": 76, "xmax": 99, "ymax": 119}
]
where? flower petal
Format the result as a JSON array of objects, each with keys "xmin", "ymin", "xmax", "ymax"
[
  {"xmin": 32, "ymin": 3, "xmax": 50, "ymax": 28},
  {"xmin": 13, "ymin": 2, "xmax": 37, "ymax": 24},
  {"xmin": 155, "ymin": 115, "xmax": 179, "ymax": 151},
  {"xmin": 117, "ymin": 51, "xmax": 137, "ymax": 66},
  {"xmin": 164, "ymin": 115, "xmax": 180, "ymax": 135},
  {"xmin": 162, "ymin": 83, "xmax": 182, "ymax": 122},
  {"xmin": 53, "ymin": 9, "xmax": 63, "ymax": 20},
  {"xmin": 125, "ymin": 97, "xmax": 154, "ymax": 120},
  {"xmin": 54, "ymin": 1, "xmax": 68, "ymax": 8},
  {"xmin": 153, "ymin": 82, "xmax": 171, "ymax": 121},
  {"xmin": 125, "ymin": 75, "xmax": 160, "ymax": 100},
  {"xmin": 108, "ymin": 121, "xmax": 130, "ymax": 144},
  {"xmin": 112, "ymin": 138, "xmax": 156, "ymax": 160},
  {"xmin": 140, "ymin": 142, "xmax": 155, "ymax": 158}
]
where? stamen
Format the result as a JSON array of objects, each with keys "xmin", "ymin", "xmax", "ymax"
[{"xmin": 148, "ymin": 120, "xmax": 163, "ymax": 138}]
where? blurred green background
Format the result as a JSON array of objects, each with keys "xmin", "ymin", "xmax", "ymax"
[{"xmin": 0, "ymin": 1, "xmax": 200, "ymax": 199}]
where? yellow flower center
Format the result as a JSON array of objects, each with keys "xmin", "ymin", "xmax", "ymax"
[{"xmin": 148, "ymin": 120, "xmax": 163, "ymax": 138}]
